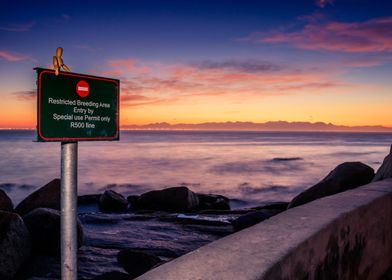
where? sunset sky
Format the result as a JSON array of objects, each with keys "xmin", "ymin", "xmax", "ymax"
[{"xmin": 1, "ymin": 0, "xmax": 392, "ymax": 128}]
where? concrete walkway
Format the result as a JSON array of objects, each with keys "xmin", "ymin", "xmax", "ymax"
[{"xmin": 136, "ymin": 179, "xmax": 392, "ymax": 280}]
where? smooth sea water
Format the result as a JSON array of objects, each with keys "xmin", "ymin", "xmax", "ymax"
[{"xmin": 1, "ymin": 130, "xmax": 391, "ymax": 206}]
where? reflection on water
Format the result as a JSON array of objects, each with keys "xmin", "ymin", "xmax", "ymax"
[{"xmin": 0, "ymin": 130, "xmax": 390, "ymax": 205}]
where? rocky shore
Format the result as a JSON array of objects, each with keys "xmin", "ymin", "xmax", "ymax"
[{"xmin": 0, "ymin": 146, "xmax": 391, "ymax": 279}]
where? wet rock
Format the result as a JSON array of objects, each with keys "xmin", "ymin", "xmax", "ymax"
[
  {"xmin": 373, "ymin": 145, "xmax": 392, "ymax": 182},
  {"xmin": 252, "ymin": 202, "xmax": 289, "ymax": 211},
  {"xmin": 127, "ymin": 195, "xmax": 140, "ymax": 209},
  {"xmin": 0, "ymin": 211, "xmax": 30, "ymax": 280},
  {"xmin": 232, "ymin": 210, "xmax": 276, "ymax": 231},
  {"xmin": 288, "ymin": 162, "xmax": 374, "ymax": 209},
  {"xmin": 0, "ymin": 189, "xmax": 13, "ymax": 212},
  {"xmin": 137, "ymin": 186, "xmax": 199, "ymax": 212},
  {"xmin": 13, "ymin": 253, "xmax": 59, "ymax": 280},
  {"xmin": 23, "ymin": 208, "xmax": 83, "ymax": 255},
  {"xmin": 99, "ymin": 190, "xmax": 128, "ymax": 212},
  {"xmin": 195, "ymin": 193, "xmax": 230, "ymax": 211},
  {"xmin": 92, "ymin": 271, "xmax": 133, "ymax": 280},
  {"xmin": 117, "ymin": 249, "xmax": 162, "ymax": 278},
  {"xmin": 15, "ymin": 179, "xmax": 60, "ymax": 216}
]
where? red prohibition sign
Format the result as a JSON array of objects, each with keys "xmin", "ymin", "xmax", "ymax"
[{"xmin": 76, "ymin": 80, "xmax": 90, "ymax": 98}]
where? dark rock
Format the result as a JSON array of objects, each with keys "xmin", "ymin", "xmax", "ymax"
[
  {"xmin": 252, "ymin": 202, "xmax": 289, "ymax": 211},
  {"xmin": 117, "ymin": 249, "xmax": 162, "ymax": 278},
  {"xmin": 373, "ymin": 145, "xmax": 392, "ymax": 182},
  {"xmin": 127, "ymin": 195, "xmax": 140, "ymax": 209},
  {"xmin": 12, "ymin": 253, "xmax": 59, "ymax": 280},
  {"xmin": 23, "ymin": 208, "xmax": 83, "ymax": 255},
  {"xmin": 0, "ymin": 189, "xmax": 13, "ymax": 212},
  {"xmin": 380, "ymin": 265, "xmax": 392, "ymax": 280},
  {"xmin": 195, "ymin": 193, "xmax": 230, "ymax": 211},
  {"xmin": 231, "ymin": 210, "xmax": 276, "ymax": 231},
  {"xmin": 99, "ymin": 190, "xmax": 128, "ymax": 212},
  {"xmin": 15, "ymin": 179, "xmax": 60, "ymax": 216},
  {"xmin": 288, "ymin": 162, "xmax": 374, "ymax": 209},
  {"xmin": 92, "ymin": 271, "xmax": 133, "ymax": 280},
  {"xmin": 137, "ymin": 186, "xmax": 199, "ymax": 212},
  {"xmin": 0, "ymin": 211, "xmax": 30, "ymax": 280}
]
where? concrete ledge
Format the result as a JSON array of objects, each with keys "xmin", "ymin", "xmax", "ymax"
[{"xmin": 136, "ymin": 179, "xmax": 392, "ymax": 280}]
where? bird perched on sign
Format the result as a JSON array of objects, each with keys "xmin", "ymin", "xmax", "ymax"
[{"xmin": 53, "ymin": 47, "xmax": 71, "ymax": 76}]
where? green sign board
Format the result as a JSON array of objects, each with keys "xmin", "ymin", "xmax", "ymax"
[{"xmin": 35, "ymin": 68, "xmax": 120, "ymax": 142}]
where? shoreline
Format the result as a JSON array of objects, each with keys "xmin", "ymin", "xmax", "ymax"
[{"xmin": 2, "ymin": 128, "xmax": 392, "ymax": 133}]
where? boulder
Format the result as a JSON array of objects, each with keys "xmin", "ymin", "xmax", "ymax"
[
  {"xmin": 373, "ymin": 145, "xmax": 392, "ymax": 182},
  {"xmin": 195, "ymin": 193, "xmax": 230, "ymax": 211},
  {"xmin": 117, "ymin": 249, "xmax": 162, "ymax": 278},
  {"xmin": 137, "ymin": 186, "xmax": 199, "ymax": 212},
  {"xmin": 0, "ymin": 211, "xmax": 30, "ymax": 280},
  {"xmin": 127, "ymin": 195, "xmax": 140, "ymax": 209},
  {"xmin": 15, "ymin": 179, "xmax": 60, "ymax": 216},
  {"xmin": 11, "ymin": 253, "xmax": 58, "ymax": 280},
  {"xmin": 232, "ymin": 210, "xmax": 276, "ymax": 231},
  {"xmin": 99, "ymin": 190, "xmax": 128, "ymax": 212},
  {"xmin": 92, "ymin": 271, "xmax": 133, "ymax": 280},
  {"xmin": 23, "ymin": 208, "xmax": 83, "ymax": 255},
  {"xmin": 0, "ymin": 189, "xmax": 13, "ymax": 212},
  {"xmin": 252, "ymin": 202, "xmax": 289, "ymax": 211},
  {"xmin": 288, "ymin": 162, "xmax": 374, "ymax": 209}
]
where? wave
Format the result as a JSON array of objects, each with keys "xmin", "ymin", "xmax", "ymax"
[{"xmin": 272, "ymin": 157, "xmax": 303, "ymax": 161}]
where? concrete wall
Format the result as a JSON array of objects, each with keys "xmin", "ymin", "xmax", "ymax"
[{"xmin": 136, "ymin": 179, "xmax": 392, "ymax": 280}]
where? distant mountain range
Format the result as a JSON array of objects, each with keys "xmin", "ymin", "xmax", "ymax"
[{"xmin": 123, "ymin": 121, "xmax": 392, "ymax": 132}]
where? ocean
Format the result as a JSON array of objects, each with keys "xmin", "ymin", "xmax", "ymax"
[
  {"xmin": 1, "ymin": 130, "xmax": 391, "ymax": 206},
  {"xmin": 2, "ymin": 129, "xmax": 392, "ymax": 278}
]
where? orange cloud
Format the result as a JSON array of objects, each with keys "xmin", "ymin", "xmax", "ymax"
[
  {"xmin": 121, "ymin": 94, "xmax": 151, "ymax": 102},
  {"xmin": 0, "ymin": 50, "xmax": 34, "ymax": 62},
  {"xmin": 13, "ymin": 90, "xmax": 36, "ymax": 100},
  {"xmin": 256, "ymin": 16, "xmax": 392, "ymax": 53},
  {"xmin": 109, "ymin": 57, "xmax": 349, "ymax": 112},
  {"xmin": 106, "ymin": 59, "xmax": 150, "ymax": 76},
  {"xmin": 120, "ymin": 90, "xmax": 180, "ymax": 107}
]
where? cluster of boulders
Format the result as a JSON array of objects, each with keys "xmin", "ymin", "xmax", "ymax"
[
  {"xmin": 0, "ymin": 180, "xmax": 232, "ymax": 279},
  {"xmin": 0, "ymin": 179, "xmax": 84, "ymax": 279},
  {"xmin": 95, "ymin": 186, "xmax": 230, "ymax": 214},
  {"xmin": 85, "ymin": 187, "xmax": 230, "ymax": 278}
]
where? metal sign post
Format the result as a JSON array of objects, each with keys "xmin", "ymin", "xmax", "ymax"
[
  {"xmin": 35, "ymin": 47, "xmax": 120, "ymax": 280},
  {"xmin": 61, "ymin": 141, "xmax": 78, "ymax": 280}
]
